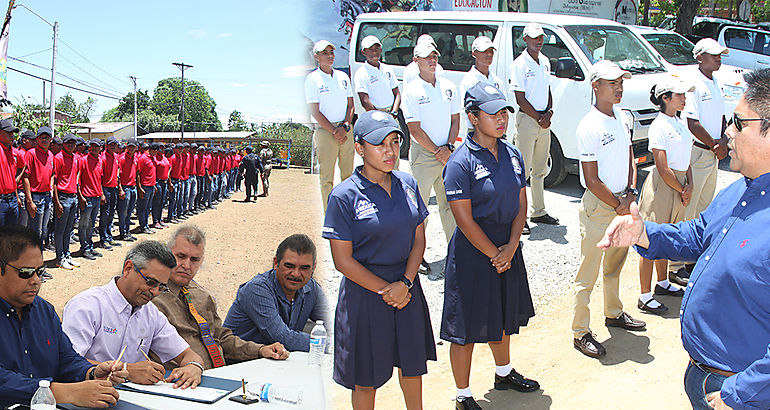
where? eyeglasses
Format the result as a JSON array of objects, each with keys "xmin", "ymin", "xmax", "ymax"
[
  {"xmin": 729, "ymin": 113, "xmax": 769, "ymax": 132},
  {"xmin": 134, "ymin": 267, "xmax": 169, "ymax": 293},
  {"xmin": 1, "ymin": 260, "xmax": 49, "ymax": 281}
]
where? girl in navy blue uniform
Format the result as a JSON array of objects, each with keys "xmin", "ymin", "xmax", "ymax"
[
  {"xmin": 442, "ymin": 83, "xmax": 538, "ymax": 410},
  {"xmin": 323, "ymin": 111, "xmax": 436, "ymax": 409}
]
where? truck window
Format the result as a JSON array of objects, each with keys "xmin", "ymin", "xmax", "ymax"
[
  {"xmin": 761, "ymin": 33, "xmax": 770, "ymax": 56},
  {"xmin": 356, "ymin": 22, "xmax": 422, "ymax": 66},
  {"xmin": 692, "ymin": 22, "xmax": 719, "ymax": 39},
  {"xmin": 419, "ymin": 23, "xmax": 498, "ymax": 72},
  {"xmin": 724, "ymin": 28, "xmax": 756, "ymax": 52},
  {"xmin": 565, "ymin": 25, "xmax": 665, "ymax": 73},
  {"xmin": 512, "ymin": 26, "xmax": 583, "ymax": 78}
]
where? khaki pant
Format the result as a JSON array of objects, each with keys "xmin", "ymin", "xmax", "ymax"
[
  {"xmin": 515, "ymin": 111, "xmax": 551, "ymax": 218},
  {"xmin": 315, "ymin": 126, "xmax": 354, "ymax": 213},
  {"xmin": 409, "ymin": 142, "xmax": 456, "ymax": 242},
  {"xmin": 572, "ymin": 189, "xmax": 628, "ymax": 338},
  {"xmin": 669, "ymin": 146, "xmax": 718, "ymax": 271}
]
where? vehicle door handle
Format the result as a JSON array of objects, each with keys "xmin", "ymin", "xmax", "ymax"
[{"xmin": 758, "ymin": 60, "xmax": 769, "ymax": 65}]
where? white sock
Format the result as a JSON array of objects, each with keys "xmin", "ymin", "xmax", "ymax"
[
  {"xmin": 457, "ymin": 387, "xmax": 472, "ymax": 400},
  {"xmin": 640, "ymin": 292, "xmax": 661, "ymax": 308},
  {"xmin": 657, "ymin": 279, "xmax": 676, "ymax": 290},
  {"xmin": 495, "ymin": 363, "xmax": 512, "ymax": 377}
]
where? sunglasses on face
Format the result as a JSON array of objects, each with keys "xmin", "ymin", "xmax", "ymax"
[
  {"xmin": 2, "ymin": 260, "xmax": 49, "ymax": 282},
  {"xmin": 729, "ymin": 113, "xmax": 768, "ymax": 132},
  {"xmin": 135, "ymin": 266, "xmax": 169, "ymax": 293}
]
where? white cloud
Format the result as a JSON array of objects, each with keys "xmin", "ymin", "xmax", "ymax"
[
  {"xmin": 280, "ymin": 65, "xmax": 314, "ymax": 78},
  {"xmin": 218, "ymin": 33, "xmax": 233, "ymax": 38},
  {"xmin": 187, "ymin": 29, "xmax": 206, "ymax": 38},
  {"xmin": 228, "ymin": 82, "xmax": 248, "ymax": 88}
]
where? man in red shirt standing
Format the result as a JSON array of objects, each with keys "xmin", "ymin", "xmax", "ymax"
[
  {"xmin": 151, "ymin": 143, "xmax": 170, "ymax": 230},
  {"xmin": 167, "ymin": 143, "xmax": 183, "ymax": 223},
  {"xmin": 187, "ymin": 143, "xmax": 199, "ymax": 215},
  {"xmin": 135, "ymin": 143, "xmax": 157, "ymax": 234},
  {"xmin": 52, "ymin": 134, "xmax": 82, "ymax": 270},
  {"xmin": 98, "ymin": 136, "xmax": 122, "ymax": 250},
  {"xmin": 22, "ymin": 127, "xmax": 55, "ymax": 246},
  {"xmin": 77, "ymin": 139, "xmax": 105, "ymax": 260},
  {"xmin": 116, "ymin": 139, "xmax": 138, "ymax": 242},
  {"xmin": 193, "ymin": 145, "xmax": 206, "ymax": 212},
  {"xmin": 0, "ymin": 119, "xmax": 21, "ymax": 226},
  {"xmin": 201, "ymin": 146, "xmax": 214, "ymax": 209},
  {"xmin": 14, "ymin": 129, "xmax": 34, "ymax": 226}
]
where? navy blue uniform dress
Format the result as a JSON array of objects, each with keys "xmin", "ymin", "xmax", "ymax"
[
  {"xmin": 441, "ymin": 135, "xmax": 535, "ymax": 345},
  {"xmin": 323, "ymin": 167, "xmax": 437, "ymax": 389}
]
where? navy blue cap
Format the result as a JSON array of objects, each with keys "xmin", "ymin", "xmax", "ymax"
[
  {"xmin": 140, "ymin": 142, "xmax": 149, "ymax": 149},
  {"xmin": 190, "ymin": 143, "xmax": 198, "ymax": 149},
  {"xmin": 36, "ymin": 126, "xmax": 53, "ymax": 137},
  {"xmin": 126, "ymin": 139, "xmax": 138, "ymax": 147},
  {"xmin": 0, "ymin": 119, "xmax": 19, "ymax": 133},
  {"xmin": 75, "ymin": 136, "xmax": 86, "ymax": 145},
  {"xmin": 149, "ymin": 142, "xmax": 160, "ymax": 150},
  {"xmin": 52, "ymin": 137, "xmax": 62, "ymax": 145},
  {"xmin": 21, "ymin": 129, "xmax": 35, "ymax": 139},
  {"xmin": 353, "ymin": 111, "xmax": 404, "ymax": 145},
  {"xmin": 62, "ymin": 133, "xmax": 77, "ymax": 143},
  {"xmin": 106, "ymin": 136, "xmax": 119, "ymax": 145},
  {"xmin": 464, "ymin": 83, "xmax": 514, "ymax": 115},
  {"xmin": 88, "ymin": 138, "xmax": 103, "ymax": 147}
]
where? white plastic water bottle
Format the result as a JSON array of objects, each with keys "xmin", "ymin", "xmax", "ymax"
[
  {"xmin": 308, "ymin": 320, "xmax": 327, "ymax": 366},
  {"xmin": 30, "ymin": 380, "xmax": 56, "ymax": 410},
  {"xmin": 256, "ymin": 382, "xmax": 303, "ymax": 407}
]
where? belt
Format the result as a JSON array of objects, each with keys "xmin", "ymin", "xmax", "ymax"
[
  {"xmin": 693, "ymin": 141, "xmax": 712, "ymax": 150},
  {"xmin": 158, "ymin": 178, "xmax": 168, "ymax": 182},
  {"xmin": 121, "ymin": 184, "xmax": 136, "ymax": 189},
  {"xmin": 58, "ymin": 192, "xmax": 77, "ymax": 198},
  {"xmin": 0, "ymin": 193, "xmax": 15, "ymax": 200},
  {"xmin": 690, "ymin": 356, "xmax": 736, "ymax": 377},
  {"xmin": 170, "ymin": 177, "xmax": 180, "ymax": 182}
]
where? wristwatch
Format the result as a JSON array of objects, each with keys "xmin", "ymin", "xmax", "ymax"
[
  {"xmin": 399, "ymin": 276, "xmax": 414, "ymax": 290},
  {"xmin": 625, "ymin": 187, "xmax": 639, "ymax": 197}
]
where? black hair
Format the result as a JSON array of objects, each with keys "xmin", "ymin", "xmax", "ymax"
[
  {"xmin": 649, "ymin": 85, "xmax": 673, "ymax": 113},
  {"xmin": 275, "ymin": 234, "xmax": 316, "ymax": 264},
  {"xmin": 124, "ymin": 240, "xmax": 177, "ymax": 271},
  {"xmin": 0, "ymin": 225, "xmax": 42, "ymax": 274},
  {"xmin": 743, "ymin": 68, "xmax": 770, "ymax": 136}
]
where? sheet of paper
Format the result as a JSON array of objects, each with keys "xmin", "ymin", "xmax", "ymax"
[{"xmin": 122, "ymin": 381, "xmax": 229, "ymax": 402}]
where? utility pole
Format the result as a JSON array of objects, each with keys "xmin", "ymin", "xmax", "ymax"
[
  {"xmin": 129, "ymin": 76, "xmax": 137, "ymax": 139},
  {"xmin": 172, "ymin": 62, "xmax": 193, "ymax": 141},
  {"xmin": 49, "ymin": 21, "xmax": 58, "ymax": 136}
]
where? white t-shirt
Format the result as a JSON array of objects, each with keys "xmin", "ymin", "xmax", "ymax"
[
  {"xmin": 509, "ymin": 50, "xmax": 551, "ymax": 111},
  {"xmin": 403, "ymin": 61, "xmax": 445, "ymax": 84},
  {"xmin": 354, "ymin": 62, "xmax": 398, "ymax": 110},
  {"xmin": 683, "ymin": 68, "xmax": 725, "ymax": 141},
  {"xmin": 458, "ymin": 66, "xmax": 506, "ymax": 139},
  {"xmin": 402, "ymin": 76, "xmax": 461, "ymax": 147},
  {"xmin": 304, "ymin": 68, "xmax": 353, "ymax": 123},
  {"xmin": 577, "ymin": 106, "xmax": 632, "ymax": 194},
  {"xmin": 647, "ymin": 113, "xmax": 693, "ymax": 172}
]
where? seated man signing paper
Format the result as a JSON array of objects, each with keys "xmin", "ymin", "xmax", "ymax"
[{"xmin": 62, "ymin": 240, "xmax": 206, "ymax": 388}]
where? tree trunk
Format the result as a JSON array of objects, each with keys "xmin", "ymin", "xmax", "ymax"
[
  {"xmin": 675, "ymin": 0, "xmax": 704, "ymax": 35},
  {"xmin": 728, "ymin": 0, "xmax": 734, "ymax": 19},
  {"xmin": 642, "ymin": 0, "xmax": 651, "ymax": 26}
]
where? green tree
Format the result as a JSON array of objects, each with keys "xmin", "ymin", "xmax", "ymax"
[
  {"xmin": 675, "ymin": 0, "xmax": 704, "ymax": 35},
  {"xmin": 151, "ymin": 78, "xmax": 222, "ymax": 131},
  {"xmin": 227, "ymin": 110, "xmax": 248, "ymax": 131},
  {"xmin": 55, "ymin": 93, "xmax": 96, "ymax": 123},
  {"xmin": 754, "ymin": 1, "xmax": 770, "ymax": 22}
]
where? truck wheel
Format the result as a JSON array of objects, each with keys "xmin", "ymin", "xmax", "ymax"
[{"xmin": 544, "ymin": 133, "xmax": 567, "ymax": 188}]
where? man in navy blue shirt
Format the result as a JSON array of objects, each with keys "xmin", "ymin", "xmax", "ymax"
[
  {"xmin": 598, "ymin": 68, "xmax": 770, "ymax": 410},
  {"xmin": 0, "ymin": 225, "xmax": 128, "ymax": 408}
]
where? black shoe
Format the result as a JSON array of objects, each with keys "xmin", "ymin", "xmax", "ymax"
[
  {"xmin": 605, "ymin": 312, "xmax": 646, "ymax": 331},
  {"xmin": 668, "ymin": 268, "xmax": 690, "ymax": 286},
  {"xmin": 654, "ymin": 283, "xmax": 685, "ymax": 297},
  {"xmin": 80, "ymin": 250, "xmax": 96, "ymax": 260},
  {"xmin": 89, "ymin": 250, "xmax": 103, "ymax": 258},
  {"xmin": 494, "ymin": 369, "xmax": 539, "ymax": 392},
  {"xmin": 530, "ymin": 214, "xmax": 559, "ymax": 225},
  {"xmin": 638, "ymin": 298, "xmax": 669, "ymax": 315},
  {"xmin": 100, "ymin": 241, "xmax": 113, "ymax": 250},
  {"xmin": 456, "ymin": 396, "xmax": 482, "ymax": 410},
  {"xmin": 522, "ymin": 222, "xmax": 531, "ymax": 235},
  {"xmin": 108, "ymin": 240, "xmax": 122, "ymax": 247},
  {"xmin": 574, "ymin": 333, "xmax": 606, "ymax": 358},
  {"xmin": 418, "ymin": 259, "xmax": 431, "ymax": 275}
]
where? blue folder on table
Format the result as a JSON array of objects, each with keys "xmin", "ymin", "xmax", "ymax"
[
  {"xmin": 58, "ymin": 401, "xmax": 149, "ymax": 410},
  {"xmin": 115, "ymin": 374, "xmax": 243, "ymax": 404}
]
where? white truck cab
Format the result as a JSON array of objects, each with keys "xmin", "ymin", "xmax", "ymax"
[{"xmin": 350, "ymin": 12, "xmax": 672, "ymax": 187}]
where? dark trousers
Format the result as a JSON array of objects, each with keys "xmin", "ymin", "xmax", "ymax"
[
  {"xmin": 244, "ymin": 176, "xmax": 258, "ymax": 201},
  {"xmin": 99, "ymin": 187, "xmax": 118, "ymax": 242}
]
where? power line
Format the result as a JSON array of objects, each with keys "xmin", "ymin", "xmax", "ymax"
[
  {"xmin": 17, "ymin": 48, "xmax": 51, "ymax": 59},
  {"xmin": 59, "ymin": 39, "xmax": 132, "ymax": 87},
  {"xmin": 57, "ymin": 53, "xmax": 126, "ymax": 95},
  {"xmin": 9, "ymin": 56, "xmax": 124, "ymax": 99},
  {"xmin": 7, "ymin": 66, "xmax": 121, "ymax": 100}
]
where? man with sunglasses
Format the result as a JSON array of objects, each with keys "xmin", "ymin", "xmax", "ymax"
[
  {"xmin": 62, "ymin": 240, "xmax": 206, "ymax": 388},
  {"xmin": 598, "ymin": 68, "xmax": 770, "ymax": 410},
  {"xmin": 0, "ymin": 225, "xmax": 129, "ymax": 408}
]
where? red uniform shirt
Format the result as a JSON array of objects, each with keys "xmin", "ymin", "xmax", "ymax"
[
  {"xmin": 136, "ymin": 153, "xmax": 157, "ymax": 187},
  {"xmin": 180, "ymin": 152, "xmax": 189, "ymax": 180},
  {"xmin": 53, "ymin": 151, "xmax": 79, "ymax": 194},
  {"xmin": 0, "ymin": 144, "xmax": 22, "ymax": 194},
  {"xmin": 212, "ymin": 156, "xmax": 221, "ymax": 174},
  {"xmin": 186, "ymin": 152, "xmax": 195, "ymax": 176},
  {"xmin": 193, "ymin": 154, "xmax": 204, "ymax": 177},
  {"xmin": 100, "ymin": 151, "xmax": 119, "ymax": 188},
  {"xmin": 153, "ymin": 154, "xmax": 170, "ymax": 180},
  {"xmin": 24, "ymin": 147, "xmax": 54, "ymax": 193},
  {"xmin": 118, "ymin": 152, "xmax": 137, "ymax": 186},
  {"xmin": 169, "ymin": 153, "xmax": 182, "ymax": 179},
  {"xmin": 14, "ymin": 148, "xmax": 25, "ymax": 190},
  {"xmin": 78, "ymin": 154, "xmax": 103, "ymax": 197}
]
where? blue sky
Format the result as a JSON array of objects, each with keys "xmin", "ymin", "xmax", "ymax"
[{"xmin": 4, "ymin": 0, "xmax": 313, "ymax": 126}]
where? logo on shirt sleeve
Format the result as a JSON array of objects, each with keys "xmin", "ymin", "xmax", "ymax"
[
  {"xmin": 406, "ymin": 186, "xmax": 418, "ymax": 208},
  {"xmin": 322, "ymin": 226, "xmax": 335, "ymax": 234},
  {"xmin": 446, "ymin": 189, "xmax": 463, "ymax": 195},
  {"xmin": 445, "ymin": 89, "xmax": 453, "ymax": 99},
  {"xmin": 354, "ymin": 199, "xmax": 377, "ymax": 219},
  {"xmin": 342, "ymin": 79, "xmax": 349, "ymax": 88},
  {"xmin": 512, "ymin": 156, "xmax": 522, "ymax": 175},
  {"xmin": 474, "ymin": 164, "xmax": 490, "ymax": 180}
]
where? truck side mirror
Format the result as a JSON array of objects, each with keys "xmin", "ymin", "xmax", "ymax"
[{"xmin": 555, "ymin": 57, "xmax": 577, "ymax": 79}]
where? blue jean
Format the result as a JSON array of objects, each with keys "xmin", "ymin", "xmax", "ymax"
[
  {"xmin": 79, "ymin": 196, "xmax": 100, "ymax": 252},
  {"xmin": 218, "ymin": 173, "xmax": 226, "ymax": 198},
  {"xmin": 177, "ymin": 179, "xmax": 189, "ymax": 215},
  {"xmin": 194, "ymin": 176, "xmax": 204, "ymax": 208},
  {"xmin": 136, "ymin": 184, "xmax": 155, "ymax": 229},
  {"xmin": 152, "ymin": 180, "xmax": 167, "ymax": 224},
  {"xmin": 188, "ymin": 176, "xmax": 197, "ymax": 210},
  {"xmin": 27, "ymin": 192, "xmax": 52, "ymax": 246},
  {"xmin": 99, "ymin": 187, "xmax": 118, "ymax": 242},
  {"xmin": 0, "ymin": 195, "xmax": 18, "ymax": 226},
  {"xmin": 204, "ymin": 176, "xmax": 213, "ymax": 207},
  {"xmin": 168, "ymin": 179, "xmax": 180, "ymax": 219},
  {"xmin": 684, "ymin": 361, "xmax": 729, "ymax": 410},
  {"xmin": 117, "ymin": 186, "xmax": 137, "ymax": 236},
  {"xmin": 16, "ymin": 191, "xmax": 27, "ymax": 226},
  {"xmin": 54, "ymin": 195, "xmax": 77, "ymax": 261}
]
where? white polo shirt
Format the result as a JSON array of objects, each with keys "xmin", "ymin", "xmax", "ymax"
[
  {"xmin": 647, "ymin": 113, "xmax": 694, "ymax": 172},
  {"xmin": 354, "ymin": 61, "xmax": 398, "ymax": 110},
  {"xmin": 402, "ymin": 76, "xmax": 461, "ymax": 147},
  {"xmin": 403, "ymin": 61, "xmax": 445, "ymax": 84},
  {"xmin": 577, "ymin": 106, "xmax": 632, "ymax": 194},
  {"xmin": 683, "ymin": 68, "xmax": 725, "ymax": 140},
  {"xmin": 305, "ymin": 68, "xmax": 353, "ymax": 124},
  {"xmin": 459, "ymin": 65, "xmax": 504, "ymax": 100},
  {"xmin": 509, "ymin": 50, "xmax": 551, "ymax": 111}
]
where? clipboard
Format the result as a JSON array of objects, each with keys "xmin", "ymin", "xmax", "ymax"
[{"xmin": 116, "ymin": 374, "xmax": 243, "ymax": 404}]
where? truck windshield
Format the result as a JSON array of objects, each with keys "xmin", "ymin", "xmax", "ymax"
[
  {"xmin": 642, "ymin": 33, "xmax": 698, "ymax": 65},
  {"xmin": 565, "ymin": 25, "xmax": 666, "ymax": 73}
]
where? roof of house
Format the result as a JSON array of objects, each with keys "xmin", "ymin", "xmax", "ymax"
[
  {"xmin": 72, "ymin": 122, "xmax": 149, "ymax": 136},
  {"xmin": 139, "ymin": 131, "xmax": 256, "ymax": 140}
]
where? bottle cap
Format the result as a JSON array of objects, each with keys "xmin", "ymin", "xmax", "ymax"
[
  {"xmin": 316, "ymin": 320, "xmax": 323, "ymax": 325},
  {"xmin": 39, "ymin": 380, "xmax": 51, "ymax": 387}
]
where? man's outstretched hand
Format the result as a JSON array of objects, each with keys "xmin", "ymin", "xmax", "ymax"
[{"xmin": 597, "ymin": 201, "xmax": 646, "ymax": 250}]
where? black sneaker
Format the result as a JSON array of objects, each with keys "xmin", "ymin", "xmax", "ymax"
[
  {"xmin": 494, "ymin": 369, "xmax": 540, "ymax": 392},
  {"xmin": 108, "ymin": 240, "xmax": 122, "ymax": 247},
  {"xmin": 80, "ymin": 250, "xmax": 96, "ymax": 260},
  {"xmin": 668, "ymin": 267, "xmax": 690, "ymax": 286},
  {"xmin": 530, "ymin": 214, "xmax": 559, "ymax": 225},
  {"xmin": 522, "ymin": 222, "xmax": 531, "ymax": 235},
  {"xmin": 574, "ymin": 333, "xmax": 606, "ymax": 358},
  {"xmin": 456, "ymin": 396, "xmax": 482, "ymax": 410},
  {"xmin": 89, "ymin": 250, "xmax": 103, "ymax": 258},
  {"xmin": 100, "ymin": 241, "xmax": 113, "ymax": 250}
]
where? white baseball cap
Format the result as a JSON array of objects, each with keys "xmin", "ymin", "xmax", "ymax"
[
  {"xmin": 313, "ymin": 40, "xmax": 335, "ymax": 54},
  {"xmin": 589, "ymin": 60, "xmax": 632, "ymax": 83},
  {"xmin": 692, "ymin": 38, "xmax": 729, "ymax": 58},
  {"xmin": 471, "ymin": 36, "xmax": 495, "ymax": 52},
  {"xmin": 360, "ymin": 35, "xmax": 381, "ymax": 51},
  {"xmin": 413, "ymin": 42, "xmax": 440, "ymax": 58},
  {"xmin": 416, "ymin": 34, "xmax": 437, "ymax": 47},
  {"xmin": 654, "ymin": 75, "xmax": 695, "ymax": 97},
  {"xmin": 522, "ymin": 23, "xmax": 545, "ymax": 39}
]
